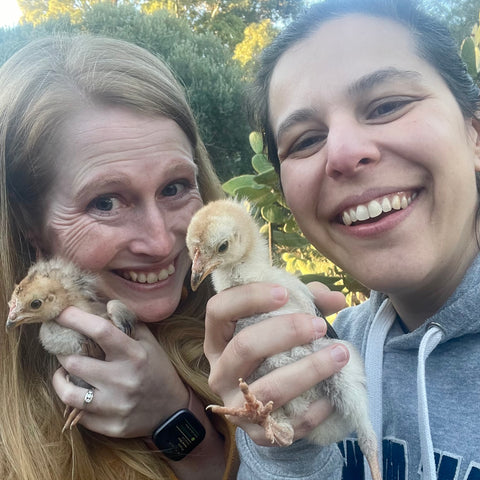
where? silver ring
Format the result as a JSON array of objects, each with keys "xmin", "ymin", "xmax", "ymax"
[{"xmin": 83, "ymin": 389, "xmax": 94, "ymax": 405}]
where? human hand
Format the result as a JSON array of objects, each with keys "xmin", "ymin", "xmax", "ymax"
[
  {"xmin": 204, "ymin": 282, "xmax": 349, "ymax": 446},
  {"xmin": 52, "ymin": 306, "xmax": 189, "ymax": 438}
]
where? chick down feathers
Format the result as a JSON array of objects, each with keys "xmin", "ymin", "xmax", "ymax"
[
  {"xmin": 6, "ymin": 257, "xmax": 136, "ymax": 431},
  {"xmin": 186, "ymin": 198, "xmax": 381, "ymax": 480}
]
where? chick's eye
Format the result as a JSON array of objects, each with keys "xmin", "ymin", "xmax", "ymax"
[
  {"xmin": 218, "ymin": 241, "xmax": 229, "ymax": 253},
  {"xmin": 30, "ymin": 299, "xmax": 42, "ymax": 309}
]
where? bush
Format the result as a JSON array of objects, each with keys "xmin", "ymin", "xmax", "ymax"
[{"xmin": 0, "ymin": 3, "xmax": 252, "ymax": 181}]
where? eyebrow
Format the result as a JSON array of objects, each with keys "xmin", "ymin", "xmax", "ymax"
[
  {"xmin": 74, "ymin": 160, "xmax": 199, "ymax": 201},
  {"xmin": 348, "ymin": 67, "xmax": 422, "ymax": 97},
  {"xmin": 75, "ymin": 175, "xmax": 131, "ymax": 201},
  {"xmin": 275, "ymin": 67, "xmax": 423, "ymax": 142}
]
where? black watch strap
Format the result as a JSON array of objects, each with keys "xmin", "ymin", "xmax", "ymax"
[{"xmin": 151, "ymin": 409, "xmax": 206, "ymax": 461}]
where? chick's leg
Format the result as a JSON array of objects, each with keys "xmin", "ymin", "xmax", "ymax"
[
  {"xmin": 61, "ymin": 373, "xmax": 89, "ymax": 433},
  {"xmin": 357, "ymin": 428, "xmax": 383, "ymax": 480},
  {"xmin": 207, "ymin": 378, "xmax": 294, "ymax": 446}
]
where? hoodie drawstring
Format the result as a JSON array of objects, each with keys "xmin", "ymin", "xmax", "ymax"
[
  {"xmin": 417, "ymin": 323, "xmax": 445, "ymax": 480},
  {"xmin": 363, "ymin": 300, "xmax": 446, "ymax": 480},
  {"xmin": 363, "ymin": 299, "xmax": 396, "ymax": 480}
]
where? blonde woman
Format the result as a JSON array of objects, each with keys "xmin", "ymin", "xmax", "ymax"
[{"xmin": 0, "ymin": 35, "xmax": 238, "ymax": 480}]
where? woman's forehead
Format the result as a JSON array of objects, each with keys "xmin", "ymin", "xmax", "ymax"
[{"xmin": 268, "ymin": 14, "xmax": 444, "ymax": 130}]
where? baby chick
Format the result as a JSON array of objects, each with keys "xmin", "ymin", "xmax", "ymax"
[
  {"xmin": 6, "ymin": 257, "xmax": 136, "ymax": 432},
  {"xmin": 186, "ymin": 198, "xmax": 381, "ymax": 480}
]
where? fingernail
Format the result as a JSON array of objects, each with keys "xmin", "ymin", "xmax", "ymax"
[
  {"xmin": 312, "ymin": 317, "xmax": 326, "ymax": 339},
  {"xmin": 330, "ymin": 345, "xmax": 348, "ymax": 365},
  {"xmin": 271, "ymin": 286, "xmax": 287, "ymax": 302}
]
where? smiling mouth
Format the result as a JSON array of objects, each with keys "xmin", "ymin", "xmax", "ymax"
[
  {"xmin": 117, "ymin": 264, "xmax": 175, "ymax": 284},
  {"xmin": 340, "ymin": 191, "xmax": 418, "ymax": 226}
]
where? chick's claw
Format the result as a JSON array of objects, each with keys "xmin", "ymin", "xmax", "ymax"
[
  {"xmin": 62, "ymin": 406, "xmax": 84, "ymax": 433},
  {"xmin": 207, "ymin": 378, "xmax": 294, "ymax": 446}
]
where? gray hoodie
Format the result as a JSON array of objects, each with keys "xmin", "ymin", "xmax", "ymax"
[{"xmin": 236, "ymin": 254, "xmax": 480, "ymax": 480}]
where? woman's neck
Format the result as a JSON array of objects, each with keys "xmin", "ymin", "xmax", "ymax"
[{"xmin": 388, "ymin": 246, "xmax": 479, "ymax": 332}]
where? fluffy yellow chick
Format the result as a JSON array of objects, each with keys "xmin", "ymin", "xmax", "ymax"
[
  {"xmin": 6, "ymin": 257, "xmax": 136, "ymax": 432},
  {"xmin": 186, "ymin": 198, "xmax": 382, "ymax": 480}
]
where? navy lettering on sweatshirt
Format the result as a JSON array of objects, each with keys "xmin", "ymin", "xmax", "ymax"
[{"xmin": 339, "ymin": 439, "xmax": 480, "ymax": 480}]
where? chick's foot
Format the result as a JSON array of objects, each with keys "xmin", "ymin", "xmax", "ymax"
[{"xmin": 207, "ymin": 378, "xmax": 294, "ymax": 446}]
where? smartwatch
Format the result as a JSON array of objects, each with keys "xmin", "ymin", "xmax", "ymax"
[{"xmin": 151, "ymin": 409, "xmax": 206, "ymax": 461}]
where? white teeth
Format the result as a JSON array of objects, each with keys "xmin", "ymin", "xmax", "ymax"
[
  {"xmin": 342, "ymin": 211, "xmax": 352, "ymax": 226},
  {"xmin": 158, "ymin": 270, "xmax": 168, "ymax": 281},
  {"xmin": 147, "ymin": 273, "xmax": 157, "ymax": 284},
  {"xmin": 356, "ymin": 205, "xmax": 369, "ymax": 221},
  {"xmin": 125, "ymin": 264, "xmax": 175, "ymax": 284},
  {"xmin": 381, "ymin": 197, "xmax": 392, "ymax": 212},
  {"xmin": 341, "ymin": 192, "xmax": 415, "ymax": 226},
  {"xmin": 391, "ymin": 195, "xmax": 401, "ymax": 210},
  {"xmin": 367, "ymin": 200, "xmax": 382, "ymax": 218},
  {"xmin": 349, "ymin": 208, "xmax": 357, "ymax": 222}
]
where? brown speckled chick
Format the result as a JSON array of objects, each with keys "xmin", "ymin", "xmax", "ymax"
[
  {"xmin": 186, "ymin": 198, "xmax": 382, "ymax": 480},
  {"xmin": 6, "ymin": 257, "xmax": 136, "ymax": 432}
]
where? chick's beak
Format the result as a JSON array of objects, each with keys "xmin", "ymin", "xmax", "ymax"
[
  {"xmin": 6, "ymin": 304, "xmax": 30, "ymax": 331},
  {"xmin": 190, "ymin": 248, "xmax": 218, "ymax": 291},
  {"xmin": 6, "ymin": 311, "xmax": 19, "ymax": 330}
]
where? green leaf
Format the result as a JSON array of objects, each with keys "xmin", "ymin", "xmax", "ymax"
[
  {"xmin": 261, "ymin": 204, "xmax": 288, "ymax": 224},
  {"xmin": 252, "ymin": 153, "xmax": 273, "ymax": 173},
  {"xmin": 222, "ymin": 174, "xmax": 257, "ymax": 196},
  {"xmin": 283, "ymin": 217, "xmax": 299, "ymax": 233},
  {"xmin": 461, "ymin": 36, "xmax": 477, "ymax": 78},
  {"xmin": 234, "ymin": 186, "xmax": 277, "ymax": 204},
  {"xmin": 254, "ymin": 168, "xmax": 279, "ymax": 187},
  {"xmin": 271, "ymin": 230, "xmax": 310, "ymax": 248},
  {"xmin": 249, "ymin": 131, "xmax": 264, "ymax": 154}
]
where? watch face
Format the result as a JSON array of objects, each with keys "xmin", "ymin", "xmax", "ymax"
[{"xmin": 152, "ymin": 409, "xmax": 206, "ymax": 461}]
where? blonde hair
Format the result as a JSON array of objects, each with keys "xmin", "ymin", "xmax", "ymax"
[{"xmin": 0, "ymin": 35, "xmax": 224, "ymax": 479}]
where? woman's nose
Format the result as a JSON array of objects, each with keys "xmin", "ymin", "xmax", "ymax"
[
  {"xmin": 127, "ymin": 205, "xmax": 175, "ymax": 256},
  {"xmin": 325, "ymin": 118, "xmax": 380, "ymax": 179}
]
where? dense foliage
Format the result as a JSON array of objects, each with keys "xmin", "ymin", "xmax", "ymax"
[{"xmin": 0, "ymin": 2, "xmax": 252, "ymax": 181}]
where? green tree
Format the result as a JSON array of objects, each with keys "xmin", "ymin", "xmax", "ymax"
[
  {"xmin": 233, "ymin": 19, "xmax": 276, "ymax": 77},
  {"xmin": 0, "ymin": 2, "xmax": 251, "ymax": 181},
  {"xmin": 421, "ymin": 0, "xmax": 480, "ymax": 45},
  {"xmin": 17, "ymin": 0, "xmax": 305, "ymax": 49}
]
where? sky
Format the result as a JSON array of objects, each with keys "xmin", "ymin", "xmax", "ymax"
[{"xmin": 0, "ymin": 0, "xmax": 22, "ymax": 28}]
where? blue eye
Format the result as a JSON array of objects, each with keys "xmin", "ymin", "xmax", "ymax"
[
  {"xmin": 88, "ymin": 195, "xmax": 121, "ymax": 212},
  {"xmin": 91, "ymin": 196, "xmax": 114, "ymax": 211},
  {"xmin": 162, "ymin": 182, "xmax": 187, "ymax": 197}
]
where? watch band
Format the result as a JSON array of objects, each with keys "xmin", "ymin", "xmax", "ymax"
[{"xmin": 151, "ymin": 408, "xmax": 206, "ymax": 461}]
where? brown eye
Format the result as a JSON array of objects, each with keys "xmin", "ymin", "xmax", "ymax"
[
  {"xmin": 30, "ymin": 299, "xmax": 42, "ymax": 309},
  {"xmin": 218, "ymin": 241, "xmax": 229, "ymax": 253}
]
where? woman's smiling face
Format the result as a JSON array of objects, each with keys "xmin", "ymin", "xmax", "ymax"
[
  {"xmin": 270, "ymin": 14, "xmax": 480, "ymax": 314},
  {"xmin": 41, "ymin": 106, "xmax": 203, "ymax": 323}
]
